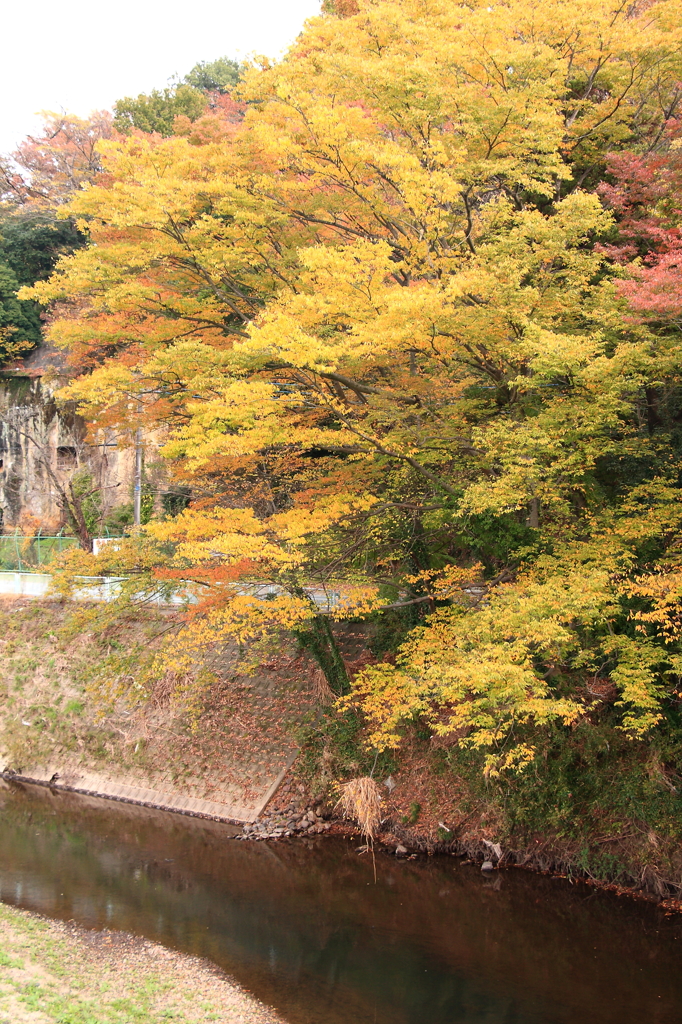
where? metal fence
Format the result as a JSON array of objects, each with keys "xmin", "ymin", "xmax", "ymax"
[
  {"xmin": 0, "ymin": 528, "xmax": 129, "ymax": 571},
  {"xmin": 0, "ymin": 533, "xmax": 79, "ymax": 571}
]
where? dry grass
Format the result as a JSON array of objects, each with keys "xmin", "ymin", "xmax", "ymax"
[
  {"xmin": 311, "ymin": 667, "xmax": 335, "ymax": 705},
  {"xmin": 335, "ymin": 776, "xmax": 382, "ymax": 842}
]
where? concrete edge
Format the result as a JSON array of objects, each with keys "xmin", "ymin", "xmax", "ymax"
[
  {"xmin": 252, "ymin": 751, "xmax": 299, "ymax": 818},
  {"xmin": 0, "ymin": 771, "xmax": 249, "ymax": 826}
]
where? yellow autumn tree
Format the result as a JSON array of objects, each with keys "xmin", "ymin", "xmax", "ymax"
[{"xmin": 25, "ymin": 0, "xmax": 682, "ymax": 766}]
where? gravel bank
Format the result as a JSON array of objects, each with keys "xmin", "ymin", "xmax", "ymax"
[{"xmin": 0, "ymin": 901, "xmax": 285, "ymax": 1024}]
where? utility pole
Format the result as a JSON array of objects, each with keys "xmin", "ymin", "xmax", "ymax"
[{"xmin": 133, "ymin": 423, "xmax": 143, "ymax": 527}]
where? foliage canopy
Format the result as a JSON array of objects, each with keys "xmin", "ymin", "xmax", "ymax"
[
  {"xmin": 24, "ymin": 0, "xmax": 682, "ymax": 773},
  {"xmin": 184, "ymin": 56, "xmax": 241, "ymax": 94}
]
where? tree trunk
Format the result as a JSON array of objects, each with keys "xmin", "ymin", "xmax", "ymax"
[
  {"xmin": 67, "ymin": 480, "xmax": 94, "ymax": 552},
  {"xmin": 296, "ymin": 614, "xmax": 351, "ymax": 696},
  {"xmin": 645, "ymin": 386, "xmax": 662, "ymax": 435},
  {"xmin": 528, "ymin": 497, "xmax": 540, "ymax": 529},
  {"xmin": 41, "ymin": 460, "xmax": 94, "ymax": 552}
]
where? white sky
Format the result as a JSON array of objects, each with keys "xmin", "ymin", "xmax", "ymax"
[{"xmin": 0, "ymin": 0, "xmax": 322, "ymax": 154}]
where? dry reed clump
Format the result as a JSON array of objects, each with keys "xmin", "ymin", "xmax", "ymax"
[
  {"xmin": 335, "ymin": 777, "xmax": 382, "ymax": 842},
  {"xmin": 311, "ymin": 667, "xmax": 335, "ymax": 705},
  {"xmin": 148, "ymin": 670, "xmax": 179, "ymax": 709}
]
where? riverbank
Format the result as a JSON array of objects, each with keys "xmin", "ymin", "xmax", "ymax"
[
  {"xmin": 238, "ymin": 772, "xmax": 682, "ymax": 912},
  {"xmin": 3, "ymin": 597, "xmax": 682, "ymax": 904},
  {"xmin": 0, "ymin": 901, "xmax": 284, "ymax": 1024},
  {"xmin": 266, "ymin": 717, "xmax": 682, "ymax": 904}
]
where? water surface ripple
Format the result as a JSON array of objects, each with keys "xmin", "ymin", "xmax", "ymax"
[{"xmin": 0, "ymin": 780, "xmax": 680, "ymax": 1024}]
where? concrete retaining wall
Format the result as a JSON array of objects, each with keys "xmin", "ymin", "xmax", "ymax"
[
  {"xmin": 0, "ymin": 571, "xmax": 192, "ymax": 605},
  {"xmin": 0, "ymin": 571, "xmax": 342, "ymax": 609},
  {"xmin": 0, "ymin": 758, "xmax": 295, "ymax": 824},
  {"xmin": 0, "ymin": 572, "xmax": 52, "ymax": 597}
]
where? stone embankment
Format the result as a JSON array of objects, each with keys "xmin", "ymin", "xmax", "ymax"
[
  {"xmin": 0, "ymin": 600, "xmax": 316, "ymax": 827},
  {"xmin": 238, "ymin": 804, "xmax": 332, "ymax": 840}
]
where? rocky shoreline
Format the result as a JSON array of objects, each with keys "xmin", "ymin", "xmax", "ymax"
[
  {"xmin": 237, "ymin": 803, "xmax": 332, "ymax": 840},
  {"xmin": 234, "ymin": 793, "xmax": 682, "ymax": 914}
]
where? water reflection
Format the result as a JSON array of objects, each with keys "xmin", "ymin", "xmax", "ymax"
[{"xmin": 0, "ymin": 779, "xmax": 680, "ymax": 1024}]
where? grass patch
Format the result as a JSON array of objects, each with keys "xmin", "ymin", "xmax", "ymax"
[{"xmin": 0, "ymin": 903, "xmax": 278, "ymax": 1023}]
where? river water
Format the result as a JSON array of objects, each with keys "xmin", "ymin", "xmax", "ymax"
[{"xmin": 0, "ymin": 779, "xmax": 680, "ymax": 1024}]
